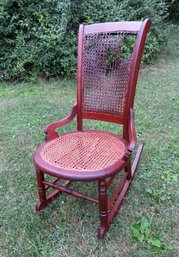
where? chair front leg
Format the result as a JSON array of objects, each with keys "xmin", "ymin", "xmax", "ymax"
[
  {"xmin": 98, "ymin": 180, "xmax": 108, "ymax": 238},
  {"xmin": 35, "ymin": 169, "xmax": 48, "ymax": 211}
]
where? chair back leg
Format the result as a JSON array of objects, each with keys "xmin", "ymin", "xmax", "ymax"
[{"xmin": 125, "ymin": 160, "xmax": 132, "ymax": 180}]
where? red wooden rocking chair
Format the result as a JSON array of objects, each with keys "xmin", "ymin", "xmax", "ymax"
[{"xmin": 33, "ymin": 19, "xmax": 151, "ymax": 238}]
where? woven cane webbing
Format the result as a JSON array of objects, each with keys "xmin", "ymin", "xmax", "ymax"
[
  {"xmin": 40, "ymin": 131, "xmax": 126, "ymax": 172},
  {"xmin": 82, "ymin": 32, "xmax": 134, "ymax": 116}
]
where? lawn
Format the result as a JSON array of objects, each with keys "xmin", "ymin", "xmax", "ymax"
[{"xmin": 0, "ymin": 27, "xmax": 178, "ymax": 257}]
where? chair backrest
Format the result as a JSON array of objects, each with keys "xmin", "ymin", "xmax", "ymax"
[{"xmin": 77, "ymin": 19, "xmax": 151, "ymax": 130}]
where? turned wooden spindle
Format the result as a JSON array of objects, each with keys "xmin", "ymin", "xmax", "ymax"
[{"xmin": 98, "ymin": 180, "xmax": 108, "ymax": 238}]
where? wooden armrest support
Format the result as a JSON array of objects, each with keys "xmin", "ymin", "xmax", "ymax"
[
  {"xmin": 44, "ymin": 103, "xmax": 77, "ymax": 141},
  {"xmin": 128, "ymin": 108, "xmax": 137, "ymax": 152}
]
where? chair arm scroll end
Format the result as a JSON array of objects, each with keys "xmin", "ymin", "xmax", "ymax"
[{"xmin": 44, "ymin": 103, "xmax": 77, "ymax": 141}]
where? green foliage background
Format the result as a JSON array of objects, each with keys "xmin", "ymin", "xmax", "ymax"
[
  {"xmin": 167, "ymin": 0, "xmax": 179, "ymax": 20},
  {"xmin": 0, "ymin": 0, "xmax": 169, "ymax": 81}
]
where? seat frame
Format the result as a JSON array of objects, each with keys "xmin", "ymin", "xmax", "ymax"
[{"xmin": 34, "ymin": 19, "xmax": 151, "ymax": 239}]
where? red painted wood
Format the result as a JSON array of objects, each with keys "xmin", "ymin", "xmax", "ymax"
[
  {"xmin": 108, "ymin": 142, "xmax": 144, "ymax": 225},
  {"xmin": 128, "ymin": 19, "xmax": 151, "ymax": 109},
  {"xmin": 128, "ymin": 108, "xmax": 137, "ymax": 152},
  {"xmin": 35, "ymin": 169, "xmax": 48, "ymax": 211},
  {"xmin": 34, "ymin": 130, "xmax": 127, "ymax": 181},
  {"xmin": 44, "ymin": 181, "xmax": 99, "ymax": 204},
  {"xmin": 82, "ymin": 112, "xmax": 124, "ymax": 124},
  {"xmin": 36, "ymin": 169, "xmax": 46, "ymax": 201},
  {"xmin": 84, "ymin": 21, "xmax": 143, "ymax": 34},
  {"xmin": 108, "ymin": 178, "xmax": 130, "ymax": 224},
  {"xmin": 123, "ymin": 19, "xmax": 151, "ymax": 140},
  {"xmin": 45, "ymin": 178, "xmax": 70, "ymax": 190},
  {"xmin": 98, "ymin": 180, "xmax": 108, "ymax": 238},
  {"xmin": 108, "ymin": 172, "xmax": 128, "ymax": 210},
  {"xmin": 45, "ymin": 177, "xmax": 60, "ymax": 190},
  {"xmin": 77, "ymin": 24, "xmax": 84, "ymax": 131},
  {"xmin": 45, "ymin": 188, "xmax": 61, "ymax": 204},
  {"xmin": 106, "ymin": 175, "xmax": 115, "ymax": 189},
  {"xmin": 131, "ymin": 142, "xmax": 144, "ymax": 177},
  {"xmin": 37, "ymin": 179, "xmax": 71, "ymax": 211},
  {"xmin": 44, "ymin": 103, "xmax": 77, "ymax": 141},
  {"xmin": 125, "ymin": 160, "xmax": 132, "ymax": 180},
  {"xmin": 34, "ymin": 19, "xmax": 151, "ymax": 238}
]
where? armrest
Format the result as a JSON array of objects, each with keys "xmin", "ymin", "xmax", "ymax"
[
  {"xmin": 128, "ymin": 108, "xmax": 137, "ymax": 152},
  {"xmin": 44, "ymin": 103, "xmax": 77, "ymax": 141}
]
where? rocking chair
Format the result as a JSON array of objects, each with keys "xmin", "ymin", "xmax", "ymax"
[{"xmin": 33, "ymin": 19, "xmax": 151, "ymax": 238}]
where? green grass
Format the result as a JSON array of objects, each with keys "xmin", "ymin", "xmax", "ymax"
[{"xmin": 0, "ymin": 28, "xmax": 179, "ymax": 257}]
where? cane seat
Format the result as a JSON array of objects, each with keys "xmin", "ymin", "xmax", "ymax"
[{"xmin": 34, "ymin": 131, "xmax": 128, "ymax": 180}]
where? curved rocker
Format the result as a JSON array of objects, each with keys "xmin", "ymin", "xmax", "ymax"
[{"xmin": 33, "ymin": 19, "xmax": 151, "ymax": 238}]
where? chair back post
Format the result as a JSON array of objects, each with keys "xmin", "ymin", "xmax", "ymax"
[
  {"xmin": 77, "ymin": 24, "xmax": 84, "ymax": 131},
  {"xmin": 77, "ymin": 19, "xmax": 151, "ymax": 137},
  {"xmin": 123, "ymin": 18, "xmax": 151, "ymax": 140},
  {"xmin": 128, "ymin": 18, "xmax": 151, "ymax": 109}
]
